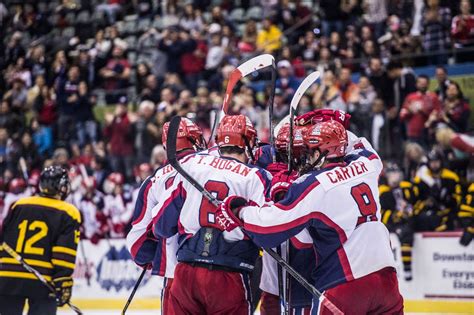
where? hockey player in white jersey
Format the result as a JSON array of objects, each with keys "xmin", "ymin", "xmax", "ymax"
[
  {"xmin": 151, "ymin": 114, "xmax": 272, "ymax": 314},
  {"xmin": 217, "ymin": 119, "xmax": 404, "ymax": 314},
  {"xmin": 126, "ymin": 118, "xmax": 205, "ymax": 314}
]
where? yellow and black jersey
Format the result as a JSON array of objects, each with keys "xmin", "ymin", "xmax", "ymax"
[
  {"xmin": 0, "ymin": 196, "xmax": 81, "ymax": 298},
  {"xmin": 379, "ymin": 181, "xmax": 417, "ymax": 228},
  {"xmin": 413, "ymin": 169, "xmax": 462, "ymax": 211},
  {"xmin": 459, "ymin": 183, "xmax": 474, "ymax": 230}
]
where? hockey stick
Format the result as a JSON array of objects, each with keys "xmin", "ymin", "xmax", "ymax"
[
  {"xmin": 268, "ymin": 58, "xmax": 277, "ymax": 145},
  {"xmin": 122, "ymin": 268, "xmax": 147, "ymax": 315},
  {"xmin": 78, "ymin": 164, "xmax": 92, "ymax": 286},
  {"xmin": 288, "ymin": 70, "xmax": 320, "ymax": 173},
  {"xmin": 208, "ymin": 54, "xmax": 275, "ymax": 144},
  {"xmin": 2, "ymin": 242, "xmax": 83, "ymax": 315},
  {"xmin": 283, "ymin": 71, "xmax": 321, "ymax": 312},
  {"xmin": 166, "ymin": 116, "xmax": 343, "ymax": 315}
]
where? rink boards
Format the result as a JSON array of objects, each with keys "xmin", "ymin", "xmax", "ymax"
[{"xmin": 64, "ymin": 232, "xmax": 473, "ymax": 313}]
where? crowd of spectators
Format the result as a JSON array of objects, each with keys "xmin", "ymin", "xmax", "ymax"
[{"xmin": 0, "ymin": 0, "xmax": 472, "ymax": 242}]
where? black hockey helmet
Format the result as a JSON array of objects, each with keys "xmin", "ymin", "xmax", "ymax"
[
  {"xmin": 427, "ymin": 149, "xmax": 443, "ymax": 173},
  {"xmin": 39, "ymin": 166, "xmax": 70, "ymax": 200}
]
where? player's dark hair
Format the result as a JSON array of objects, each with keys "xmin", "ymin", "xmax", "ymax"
[{"xmin": 219, "ymin": 146, "xmax": 245, "ymax": 155}]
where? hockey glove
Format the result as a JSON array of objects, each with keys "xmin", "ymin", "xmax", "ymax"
[
  {"xmin": 52, "ymin": 276, "xmax": 73, "ymax": 306},
  {"xmin": 460, "ymin": 227, "xmax": 474, "ymax": 246},
  {"xmin": 270, "ymin": 170, "xmax": 298, "ymax": 202},
  {"xmin": 296, "ymin": 109, "xmax": 351, "ymax": 129},
  {"xmin": 215, "ymin": 196, "xmax": 248, "ymax": 232},
  {"xmin": 266, "ymin": 162, "xmax": 289, "ymax": 176}
]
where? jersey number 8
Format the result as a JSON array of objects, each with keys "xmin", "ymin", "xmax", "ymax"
[{"xmin": 199, "ymin": 180, "xmax": 229, "ymax": 228}]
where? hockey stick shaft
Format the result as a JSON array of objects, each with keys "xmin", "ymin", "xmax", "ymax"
[
  {"xmin": 268, "ymin": 60, "xmax": 277, "ymax": 145},
  {"xmin": 2, "ymin": 242, "xmax": 83, "ymax": 315},
  {"xmin": 122, "ymin": 267, "xmax": 147, "ymax": 315},
  {"xmin": 166, "ymin": 116, "xmax": 343, "ymax": 314}
]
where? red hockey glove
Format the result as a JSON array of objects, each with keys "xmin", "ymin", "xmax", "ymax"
[
  {"xmin": 295, "ymin": 109, "xmax": 351, "ymax": 129},
  {"xmin": 270, "ymin": 170, "xmax": 298, "ymax": 202},
  {"xmin": 266, "ymin": 162, "xmax": 289, "ymax": 176},
  {"xmin": 215, "ymin": 196, "xmax": 248, "ymax": 232}
]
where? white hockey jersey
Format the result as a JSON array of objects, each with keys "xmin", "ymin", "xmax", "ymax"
[
  {"xmin": 239, "ymin": 136, "xmax": 396, "ymax": 291},
  {"xmin": 151, "ymin": 153, "xmax": 272, "ymax": 271}
]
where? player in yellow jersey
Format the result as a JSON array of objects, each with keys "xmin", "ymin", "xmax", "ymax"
[{"xmin": 0, "ymin": 166, "xmax": 81, "ymax": 315}]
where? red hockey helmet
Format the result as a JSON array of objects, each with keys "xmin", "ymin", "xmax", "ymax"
[
  {"xmin": 9, "ymin": 178, "xmax": 27, "ymax": 194},
  {"xmin": 304, "ymin": 120, "xmax": 348, "ymax": 159},
  {"xmin": 275, "ymin": 123, "xmax": 290, "ymax": 153},
  {"xmin": 162, "ymin": 117, "xmax": 204, "ymax": 151},
  {"xmin": 275, "ymin": 123, "xmax": 307, "ymax": 157},
  {"xmin": 216, "ymin": 115, "xmax": 257, "ymax": 149}
]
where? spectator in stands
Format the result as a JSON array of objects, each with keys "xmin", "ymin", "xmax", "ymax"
[
  {"xmin": 180, "ymin": 4, "xmax": 204, "ymax": 32},
  {"xmin": 26, "ymin": 45, "xmax": 47, "ymax": 83},
  {"xmin": 158, "ymin": 27, "xmax": 197, "ymax": 75},
  {"xmin": 271, "ymin": 88, "xmax": 289, "ymax": 123},
  {"xmin": 18, "ymin": 131, "xmax": 40, "ymax": 170},
  {"xmin": 56, "ymin": 65, "xmax": 80, "ymax": 144},
  {"xmin": 33, "ymin": 86, "xmax": 57, "ymax": 127},
  {"xmin": 363, "ymin": 0, "xmax": 388, "ymax": 40},
  {"xmin": 239, "ymin": 20, "xmax": 258, "ymax": 55},
  {"xmin": 30, "ymin": 118, "xmax": 53, "ymax": 158},
  {"xmin": 103, "ymin": 99, "xmax": 134, "ymax": 181},
  {"xmin": 205, "ymin": 31, "xmax": 225, "ymax": 79},
  {"xmin": 369, "ymin": 98, "xmax": 387, "ymax": 154},
  {"xmin": 99, "ymin": 40, "xmax": 131, "ymax": 104},
  {"xmin": 434, "ymin": 66, "xmax": 450, "ymax": 101},
  {"xmin": 0, "ymin": 100, "xmax": 23, "ymax": 138},
  {"xmin": 275, "ymin": 60, "xmax": 300, "ymax": 102},
  {"xmin": 421, "ymin": 0, "xmax": 451, "ymax": 65},
  {"xmin": 400, "ymin": 75, "xmax": 441, "ymax": 146},
  {"xmin": 365, "ymin": 57, "xmax": 390, "ymax": 102},
  {"xmin": 4, "ymin": 32, "xmax": 25, "ymax": 66},
  {"xmin": 313, "ymin": 70, "xmax": 346, "ymax": 111},
  {"xmin": 74, "ymin": 81, "xmax": 97, "ymax": 147},
  {"xmin": 348, "ymin": 75, "xmax": 377, "ymax": 139},
  {"xmin": 337, "ymin": 67, "xmax": 357, "ymax": 103},
  {"xmin": 26, "ymin": 75, "xmax": 46, "ymax": 108},
  {"xmin": 139, "ymin": 74, "xmax": 160, "ymax": 104},
  {"xmin": 49, "ymin": 50, "xmax": 67, "ymax": 85},
  {"xmin": 134, "ymin": 100, "xmax": 159, "ymax": 164},
  {"xmin": 427, "ymin": 81, "xmax": 471, "ymax": 133},
  {"xmin": 386, "ymin": 60, "xmax": 417, "ymax": 120},
  {"xmin": 451, "ymin": 0, "xmax": 474, "ymax": 62},
  {"xmin": 297, "ymin": 30, "xmax": 320, "ymax": 63},
  {"xmin": 4, "ymin": 77, "xmax": 28, "ymax": 119},
  {"xmin": 257, "ymin": 17, "xmax": 282, "ymax": 53},
  {"xmin": 319, "ymin": 0, "xmax": 345, "ymax": 37},
  {"xmin": 76, "ymin": 46, "xmax": 95, "ymax": 87},
  {"xmin": 135, "ymin": 62, "xmax": 152, "ymax": 96},
  {"xmin": 181, "ymin": 30, "xmax": 207, "ymax": 93}
]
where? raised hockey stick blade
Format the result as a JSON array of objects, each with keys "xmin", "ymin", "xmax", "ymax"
[
  {"xmin": 209, "ymin": 54, "xmax": 276, "ymax": 144},
  {"xmin": 122, "ymin": 268, "xmax": 147, "ymax": 315},
  {"xmin": 166, "ymin": 116, "xmax": 343, "ymax": 315},
  {"xmin": 2, "ymin": 242, "xmax": 83, "ymax": 315},
  {"xmin": 288, "ymin": 70, "xmax": 321, "ymax": 172}
]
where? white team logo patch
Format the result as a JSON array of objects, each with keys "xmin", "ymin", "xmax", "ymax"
[{"xmin": 293, "ymin": 173, "xmax": 311, "ymax": 184}]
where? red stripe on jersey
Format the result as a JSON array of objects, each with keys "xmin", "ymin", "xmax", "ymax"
[
  {"xmin": 290, "ymin": 236, "xmax": 313, "ymax": 249},
  {"xmin": 130, "ymin": 221, "xmax": 153, "ymax": 259},
  {"xmin": 152, "ymin": 182, "xmax": 185, "ymax": 227},
  {"xmin": 337, "ymin": 247, "xmax": 354, "ymax": 281},
  {"xmin": 275, "ymin": 181, "xmax": 321, "ymax": 211},
  {"xmin": 132, "ymin": 180, "xmax": 152, "ymax": 225},
  {"xmin": 368, "ymin": 154, "xmax": 379, "ymax": 160},
  {"xmin": 158, "ymin": 238, "xmax": 167, "ymax": 276},
  {"xmin": 244, "ymin": 211, "xmax": 347, "ymax": 244}
]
